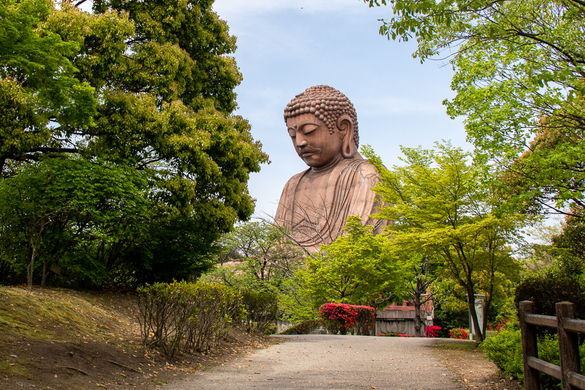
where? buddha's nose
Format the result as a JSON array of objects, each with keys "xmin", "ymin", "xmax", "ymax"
[{"xmin": 296, "ymin": 134, "xmax": 308, "ymax": 147}]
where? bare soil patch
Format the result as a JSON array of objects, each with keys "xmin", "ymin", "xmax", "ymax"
[{"xmin": 430, "ymin": 340, "xmax": 523, "ymax": 390}]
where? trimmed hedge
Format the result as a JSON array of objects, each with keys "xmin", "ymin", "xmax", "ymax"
[
  {"xmin": 240, "ymin": 289, "xmax": 278, "ymax": 334},
  {"xmin": 279, "ymin": 319, "xmax": 322, "ymax": 335},
  {"xmin": 137, "ymin": 281, "xmax": 242, "ymax": 358}
]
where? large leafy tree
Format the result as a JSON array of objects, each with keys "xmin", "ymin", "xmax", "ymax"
[
  {"xmin": 0, "ymin": 1, "xmax": 268, "ymax": 286},
  {"xmin": 365, "ymin": 0, "xmax": 585, "ymax": 218},
  {"xmin": 297, "ymin": 216, "xmax": 409, "ymax": 310},
  {"xmin": 364, "ymin": 143, "xmax": 524, "ymax": 341},
  {"xmin": 0, "ymin": 158, "xmax": 151, "ymax": 289},
  {"xmin": 0, "ymin": 0, "xmax": 96, "ymax": 176}
]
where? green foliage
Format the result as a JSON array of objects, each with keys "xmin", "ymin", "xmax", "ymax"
[
  {"xmin": 515, "ymin": 273, "xmax": 585, "ymax": 320},
  {"xmin": 363, "ymin": 142, "xmax": 525, "ymax": 341},
  {"xmin": 0, "ymin": 0, "xmax": 96, "ymax": 176},
  {"xmin": 365, "ymin": 0, "xmax": 585, "ymax": 218},
  {"xmin": 279, "ymin": 319, "xmax": 322, "ymax": 335},
  {"xmin": 0, "ymin": 158, "xmax": 150, "ymax": 288},
  {"xmin": 482, "ymin": 328, "xmax": 585, "ymax": 388},
  {"xmin": 137, "ymin": 281, "xmax": 242, "ymax": 358},
  {"xmin": 202, "ymin": 221, "xmax": 304, "ymax": 293},
  {"xmin": 297, "ymin": 216, "xmax": 408, "ymax": 310},
  {"xmin": 481, "ymin": 329, "xmax": 525, "ymax": 381},
  {"xmin": 240, "ymin": 289, "xmax": 278, "ymax": 334},
  {"xmin": 0, "ymin": 0, "xmax": 268, "ymax": 287}
]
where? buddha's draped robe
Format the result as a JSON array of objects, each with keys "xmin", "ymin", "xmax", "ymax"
[{"xmin": 274, "ymin": 156, "xmax": 386, "ymax": 250}]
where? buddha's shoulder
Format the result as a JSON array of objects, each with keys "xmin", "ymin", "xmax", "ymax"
[{"xmin": 339, "ymin": 156, "xmax": 379, "ymax": 177}]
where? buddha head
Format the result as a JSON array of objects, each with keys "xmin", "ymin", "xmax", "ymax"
[{"xmin": 283, "ymin": 85, "xmax": 359, "ymax": 168}]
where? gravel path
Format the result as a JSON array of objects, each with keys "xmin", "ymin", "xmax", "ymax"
[{"xmin": 165, "ymin": 335, "xmax": 464, "ymax": 389}]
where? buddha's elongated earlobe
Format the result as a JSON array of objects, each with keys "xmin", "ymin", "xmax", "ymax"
[{"xmin": 337, "ymin": 114, "xmax": 355, "ymax": 158}]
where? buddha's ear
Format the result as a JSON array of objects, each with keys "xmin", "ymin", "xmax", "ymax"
[{"xmin": 337, "ymin": 114, "xmax": 355, "ymax": 158}]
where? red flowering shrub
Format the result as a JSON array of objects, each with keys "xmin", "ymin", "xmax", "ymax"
[
  {"xmin": 318, "ymin": 303, "xmax": 358, "ymax": 335},
  {"xmin": 424, "ymin": 325, "xmax": 441, "ymax": 337},
  {"xmin": 449, "ymin": 328, "xmax": 468, "ymax": 340},
  {"xmin": 352, "ymin": 305, "xmax": 376, "ymax": 335}
]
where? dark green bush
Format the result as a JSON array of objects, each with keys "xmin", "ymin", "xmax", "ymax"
[
  {"xmin": 240, "ymin": 289, "xmax": 278, "ymax": 334},
  {"xmin": 515, "ymin": 274, "xmax": 585, "ymax": 320},
  {"xmin": 279, "ymin": 319, "xmax": 322, "ymax": 335},
  {"xmin": 137, "ymin": 281, "xmax": 242, "ymax": 358}
]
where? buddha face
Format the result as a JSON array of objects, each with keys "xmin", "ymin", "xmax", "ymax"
[{"xmin": 286, "ymin": 113, "xmax": 343, "ymax": 168}]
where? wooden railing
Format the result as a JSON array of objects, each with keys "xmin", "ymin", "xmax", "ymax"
[{"xmin": 519, "ymin": 301, "xmax": 585, "ymax": 390}]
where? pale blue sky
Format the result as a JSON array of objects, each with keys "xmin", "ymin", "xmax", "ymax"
[{"xmin": 212, "ymin": 0, "xmax": 469, "ymax": 219}]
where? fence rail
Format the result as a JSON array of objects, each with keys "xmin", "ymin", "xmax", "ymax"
[{"xmin": 519, "ymin": 301, "xmax": 585, "ymax": 390}]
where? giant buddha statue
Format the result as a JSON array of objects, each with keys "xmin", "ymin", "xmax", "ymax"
[{"xmin": 274, "ymin": 85, "xmax": 386, "ymax": 249}]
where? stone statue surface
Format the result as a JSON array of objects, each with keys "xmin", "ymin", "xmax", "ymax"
[{"xmin": 274, "ymin": 85, "xmax": 386, "ymax": 249}]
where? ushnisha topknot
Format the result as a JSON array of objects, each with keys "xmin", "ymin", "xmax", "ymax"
[{"xmin": 283, "ymin": 85, "xmax": 359, "ymax": 148}]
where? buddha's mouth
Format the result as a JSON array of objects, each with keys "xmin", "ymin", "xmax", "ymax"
[{"xmin": 299, "ymin": 147, "xmax": 321, "ymax": 158}]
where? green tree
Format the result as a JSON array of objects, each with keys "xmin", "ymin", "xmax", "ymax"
[
  {"xmin": 0, "ymin": 158, "xmax": 150, "ymax": 289},
  {"xmin": 0, "ymin": 1, "xmax": 268, "ymax": 286},
  {"xmin": 364, "ymin": 142, "xmax": 524, "ymax": 341},
  {"xmin": 297, "ymin": 216, "xmax": 408, "ymax": 310},
  {"xmin": 365, "ymin": 0, "xmax": 585, "ymax": 219},
  {"xmin": 0, "ymin": 0, "xmax": 96, "ymax": 176},
  {"xmin": 201, "ymin": 221, "xmax": 304, "ymax": 293}
]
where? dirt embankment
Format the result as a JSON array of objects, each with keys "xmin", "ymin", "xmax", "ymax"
[{"xmin": 0, "ymin": 286, "xmax": 273, "ymax": 389}]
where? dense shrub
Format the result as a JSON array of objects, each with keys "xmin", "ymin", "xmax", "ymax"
[
  {"xmin": 449, "ymin": 328, "xmax": 468, "ymax": 340},
  {"xmin": 319, "ymin": 303, "xmax": 358, "ymax": 335},
  {"xmin": 515, "ymin": 274, "xmax": 585, "ymax": 320},
  {"xmin": 352, "ymin": 305, "xmax": 376, "ymax": 335},
  {"xmin": 279, "ymin": 319, "xmax": 322, "ymax": 335},
  {"xmin": 481, "ymin": 329, "xmax": 525, "ymax": 381},
  {"xmin": 240, "ymin": 289, "xmax": 278, "ymax": 334},
  {"xmin": 481, "ymin": 327, "xmax": 585, "ymax": 388},
  {"xmin": 137, "ymin": 281, "xmax": 242, "ymax": 358}
]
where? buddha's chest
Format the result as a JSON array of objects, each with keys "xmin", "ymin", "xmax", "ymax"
[{"xmin": 293, "ymin": 171, "xmax": 336, "ymax": 211}]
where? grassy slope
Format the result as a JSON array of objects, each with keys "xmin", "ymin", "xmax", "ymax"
[
  {"xmin": 0, "ymin": 286, "xmax": 138, "ymax": 344},
  {"xmin": 0, "ymin": 286, "xmax": 273, "ymax": 389}
]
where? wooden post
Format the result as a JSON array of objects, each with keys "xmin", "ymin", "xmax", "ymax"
[
  {"xmin": 520, "ymin": 300, "xmax": 541, "ymax": 390},
  {"xmin": 557, "ymin": 302, "xmax": 579, "ymax": 390}
]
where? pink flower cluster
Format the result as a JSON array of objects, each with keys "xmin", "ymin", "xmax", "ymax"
[
  {"xmin": 488, "ymin": 319, "xmax": 509, "ymax": 333},
  {"xmin": 448, "ymin": 328, "xmax": 468, "ymax": 339},
  {"xmin": 424, "ymin": 325, "xmax": 441, "ymax": 337},
  {"xmin": 319, "ymin": 303, "xmax": 359, "ymax": 328}
]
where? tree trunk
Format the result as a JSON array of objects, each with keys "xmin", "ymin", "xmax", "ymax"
[
  {"xmin": 27, "ymin": 237, "xmax": 36, "ymax": 291},
  {"xmin": 414, "ymin": 292, "xmax": 422, "ymax": 337}
]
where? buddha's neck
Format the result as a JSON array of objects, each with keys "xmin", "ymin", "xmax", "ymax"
[{"xmin": 310, "ymin": 155, "xmax": 346, "ymax": 174}]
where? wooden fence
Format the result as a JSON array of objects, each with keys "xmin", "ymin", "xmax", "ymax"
[{"xmin": 519, "ymin": 301, "xmax": 585, "ymax": 389}]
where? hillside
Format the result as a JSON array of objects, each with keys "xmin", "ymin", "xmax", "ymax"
[{"xmin": 0, "ymin": 286, "xmax": 271, "ymax": 389}]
